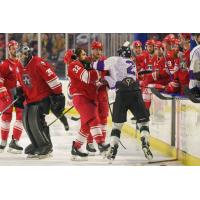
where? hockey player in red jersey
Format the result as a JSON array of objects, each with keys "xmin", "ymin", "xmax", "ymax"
[
  {"xmin": 140, "ymin": 39, "xmax": 157, "ymax": 111},
  {"xmin": 68, "ymin": 48, "xmax": 110, "ymax": 160},
  {"xmin": 15, "ymin": 45, "xmax": 65, "ymax": 158},
  {"xmin": 132, "ymin": 40, "xmax": 146, "ymax": 74},
  {"xmin": 0, "ymin": 40, "xmax": 24, "ymax": 153},
  {"xmin": 165, "ymin": 36, "xmax": 190, "ymax": 95},
  {"xmin": 85, "ymin": 41, "xmax": 109, "ymax": 155}
]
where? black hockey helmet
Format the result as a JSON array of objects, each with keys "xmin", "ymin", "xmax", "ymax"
[
  {"xmin": 16, "ymin": 45, "xmax": 32, "ymax": 67},
  {"xmin": 117, "ymin": 41, "xmax": 132, "ymax": 58}
]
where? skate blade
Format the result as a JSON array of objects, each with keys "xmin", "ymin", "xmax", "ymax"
[
  {"xmin": 38, "ymin": 153, "xmax": 53, "ymax": 159},
  {"xmin": 107, "ymin": 158, "xmax": 114, "ymax": 164},
  {"xmin": 0, "ymin": 149, "xmax": 5, "ymax": 153},
  {"xmin": 87, "ymin": 151, "xmax": 96, "ymax": 156},
  {"xmin": 27, "ymin": 154, "xmax": 39, "ymax": 159},
  {"xmin": 7, "ymin": 148, "xmax": 22, "ymax": 154},
  {"xmin": 71, "ymin": 155, "xmax": 88, "ymax": 161}
]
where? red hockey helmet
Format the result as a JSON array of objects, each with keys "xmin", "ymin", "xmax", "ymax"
[
  {"xmin": 168, "ymin": 34, "xmax": 175, "ymax": 40},
  {"xmin": 132, "ymin": 40, "xmax": 142, "ymax": 47},
  {"xmin": 181, "ymin": 33, "xmax": 191, "ymax": 41},
  {"xmin": 7, "ymin": 40, "xmax": 18, "ymax": 48},
  {"xmin": 155, "ymin": 41, "xmax": 164, "ymax": 49},
  {"xmin": 172, "ymin": 38, "xmax": 180, "ymax": 45},
  {"xmin": 91, "ymin": 41, "xmax": 103, "ymax": 50},
  {"xmin": 64, "ymin": 49, "xmax": 76, "ymax": 64},
  {"xmin": 145, "ymin": 39, "xmax": 155, "ymax": 46}
]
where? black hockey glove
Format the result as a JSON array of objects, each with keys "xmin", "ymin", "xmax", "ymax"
[
  {"xmin": 82, "ymin": 60, "xmax": 93, "ymax": 70},
  {"xmin": 14, "ymin": 87, "xmax": 25, "ymax": 109},
  {"xmin": 50, "ymin": 93, "xmax": 66, "ymax": 114}
]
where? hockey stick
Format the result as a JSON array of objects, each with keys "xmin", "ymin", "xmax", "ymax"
[
  {"xmin": 183, "ymin": 87, "xmax": 200, "ymax": 103},
  {"xmin": 48, "ymin": 106, "xmax": 75, "ymax": 127},
  {"xmin": 138, "ymin": 70, "xmax": 153, "ymax": 76},
  {"xmin": 150, "ymin": 88, "xmax": 173, "ymax": 100},
  {"xmin": 67, "ymin": 115, "xmax": 80, "ymax": 121},
  {"xmin": 0, "ymin": 98, "xmax": 19, "ymax": 116}
]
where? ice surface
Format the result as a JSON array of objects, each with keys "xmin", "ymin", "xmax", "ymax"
[{"xmin": 0, "ymin": 113, "xmax": 182, "ymax": 166}]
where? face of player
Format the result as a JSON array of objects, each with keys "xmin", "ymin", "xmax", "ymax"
[
  {"xmin": 92, "ymin": 48, "xmax": 102, "ymax": 60},
  {"xmin": 146, "ymin": 45, "xmax": 154, "ymax": 54},
  {"xmin": 172, "ymin": 44, "xmax": 179, "ymax": 53},
  {"xmin": 133, "ymin": 46, "xmax": 142, "ymax": 55},
  {"xmin": 17, "ymin": 52, "xmax": 28, "ymax": 66},
  {"xmin": 196, "ymin": 35, "xmax": 200, "ymax": 44},
  {"xmin": 163, "ymin": 42, "xmax": 171, "ymax": 51},
  {"xmin": 155, "ymin": 47, "xmax": 162, "ymax": 57},
  {"xmin": 8, "ymin": 45, "xmax": 18, "ymax": 58},
  {"xmin": 79, "ymin": 50, "xmax": 87, "ymax": 61},
  {"xmin": 183, "ymin": 40, "xmax": 190, "ymax": 51}
]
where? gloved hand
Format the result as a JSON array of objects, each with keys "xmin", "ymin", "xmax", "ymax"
[
  {"xmin": 50, "ymin": 93, "xmax": 66, "ymax": 114},
  {"xmin": 0, "ymin": 88, "xmax": 11, "ymax": 103},
  {"xmin": 14, "ymin": 87, "xmax": 25, "ymax": 109},
  {"xmin": 82, "ymin": 60, "xmax": 93, "ymax": 70}
]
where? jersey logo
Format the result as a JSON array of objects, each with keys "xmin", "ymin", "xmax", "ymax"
[
  {"xmin": 22, "ymin": 74, "xmax": 32, "ymax": 88},
  {"xmin": 46, "ymin": 68, "xmax": 54, "ymax": 76},
  {"xmin": 73, "ymin": 65, "xmax": 81, "ymax": 74}
]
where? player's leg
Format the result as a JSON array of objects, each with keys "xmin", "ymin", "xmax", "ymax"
[
  {"xmin": 86, "ymin": 132, "xmax": 96, "ymax": 155},
  {"xmin": 25, "ymin": 99, "xmax": 52, "ymax": 158},
  {"xmin": 106, "ymin": 92, "xmax": 127, "ymax": 161},
  {"xmin": 71, "ymin": 95, "xmax": 92, "ymax": 160},
  {"xmin": 0, "ymin": 106, "xmax": 12, "ymax": 153},
  {"xmin": 23, "ymin": 105, "xmax": 39, "ymax": 158},
  {"xmin": 98, "ymin": 91, "xmax": 109, "ymax": 143},
  {"xmin": 129, "ymin": 91, "xmax": 153, "ymax": 160},
  {"xmin": 8, "ymin": 107, "xmax": 24, "ymax": 154},
  {"xmin": 71, "ymin": 122, "xmax": 89, "ymax": 160},
  {"xmin": 72, "ymin": 95, "xmax": 109, "ymax": 159}
]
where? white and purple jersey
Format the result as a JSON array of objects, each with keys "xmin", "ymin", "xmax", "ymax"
[
  {"xmin": 93, "ymin": 56, "xmax": 136, "ymax": 89},
  {"xmin": 189, "ymin": 45, "xmax": 200, "ymax": 89}
]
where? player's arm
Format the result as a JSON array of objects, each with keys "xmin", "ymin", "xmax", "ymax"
[
  {"xmin": 0, "ymin": 61, "xmax": 11, "ymax": 102},
  {"xmin": 94, "ymin": 57, "xmax": 118, "ymax": 89},
  {"xmin": 68, "ymin": 62, "xmax": 99, "ymax": 84},
  {"xmin": 37, "ymin": 60, "xmax": 62, "ymax": 94},
  {"xmin": 37, "ymin": 60, "xmax": 65, "ymax": 113}
]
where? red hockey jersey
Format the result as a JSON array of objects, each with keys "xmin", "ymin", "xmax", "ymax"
[
  {"xmin": 16, "ymin": 56, "xmax": 62, "ymax": 104},
  {"xmin": 143, "ymin": 51, "xmax": 157, "ymax": 70},
  {"xmin": 0, "ymin": 58, "xmax": 20, "ymax": 95},
  {"xmin": 68, "ymin": 60, "xmax": 99, "ymax": 100}
]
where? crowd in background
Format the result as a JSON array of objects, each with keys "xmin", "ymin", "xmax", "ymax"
[{"xmin": 0, "ymin": 33, "xmax": 191, "ymax": 81}]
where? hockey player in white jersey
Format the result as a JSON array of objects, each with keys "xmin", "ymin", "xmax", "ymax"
[
  {"xmin": 188, "ymin": 33, "xmax": 200, "ymax": 97},
  {"xmin": 93, "ymin": 42, "xmax": 153, "ymax": 162}
]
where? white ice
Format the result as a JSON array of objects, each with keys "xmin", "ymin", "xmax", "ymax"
[{"xmin": 0, "ymin": 113, "xmax": 182, "ymax": 166}]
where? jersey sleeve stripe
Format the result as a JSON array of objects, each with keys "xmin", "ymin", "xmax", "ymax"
[
  {"xmin": 80, "ymin": 70, "xmax": 89, "ymax": 84},
  {"xmin": 46, "ymin": 77, "xmax": 61, "ymax": 89}
]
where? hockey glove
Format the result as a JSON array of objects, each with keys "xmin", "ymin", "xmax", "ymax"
[
  {"xmin": 82, "ymin": 60, "xmax": 93, "ymax": 70},
  {"xmin": 14, "ymin": 87, "xmax": 25, "ymax": 109},
  {"xmin": 50, "ymin": 93, "xmax": 66, "ymax": 114},
  {"xmin": 0, "ymin": 87, "xmax": 11, "ymax": 103}
]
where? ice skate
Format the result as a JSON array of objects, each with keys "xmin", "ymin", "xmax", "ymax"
[
  {"xmin": 98, "ymin": 143, "xmax": 110, "ymax": 157},
  {"xmin": 71, "ymin": 141, "xmax": 88, "ymax": 161},
  {"xmin": 36, "ymin": 145, "xmax": 53, "ymax": 159},
  {"xmin": 7, "ymin": 138, "xmax": 23, "ymax": 154},
  {"xmin": 141, "ymin": 136, "xmax": 153, "ymax": 161},
  {"xmin": 0, "ymin": 140, "xmax": 7, "ymax": 153},
  {"xmin": 86, "ymin": 143, "xmax": 96, "ymax": 156},
  {"xmin": 106, "ymin": 144, "xmax": 119, "ymax": 164}
]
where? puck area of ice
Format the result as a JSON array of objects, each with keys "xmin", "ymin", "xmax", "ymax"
[{"xmin": 0, "ymin": 113, "xmax": 182, "ymax": 166}]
